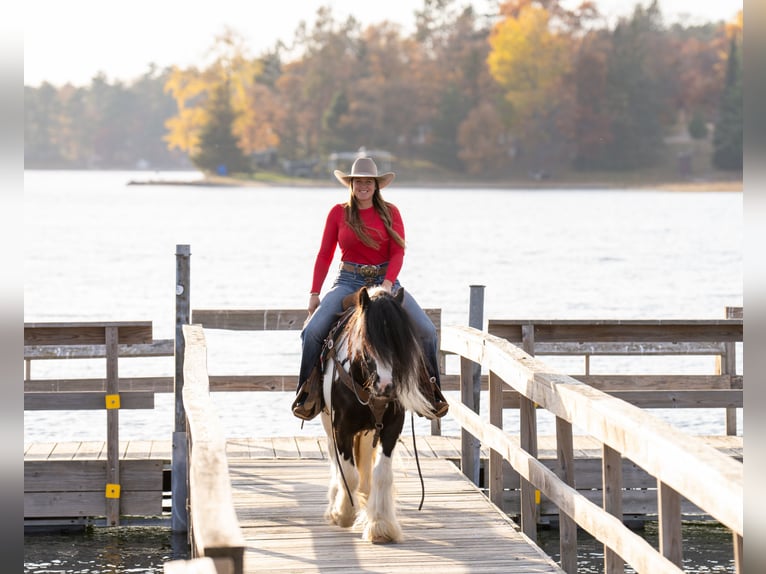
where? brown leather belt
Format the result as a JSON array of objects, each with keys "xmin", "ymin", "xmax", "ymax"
[{"xmin": 340, "ymin": 262, "xmax": 388, "ymax": 278}]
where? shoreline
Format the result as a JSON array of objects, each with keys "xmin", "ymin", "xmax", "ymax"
[{"xmin": 127, "ymin": 176, "xmax": 743, "ymax": 192}]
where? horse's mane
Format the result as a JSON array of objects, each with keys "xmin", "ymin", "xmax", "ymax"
[{"xmin": 343, "ymin": 287, "xmax": 430, "ymax": 411}]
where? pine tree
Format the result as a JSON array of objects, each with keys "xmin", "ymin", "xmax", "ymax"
[
  {"xmin": 191, "ymin": 80, "xmax": 252, "ymax": 175},
  {"xmin": 712, "ymin": 36, "xmax": 743, "ymax": 171}
]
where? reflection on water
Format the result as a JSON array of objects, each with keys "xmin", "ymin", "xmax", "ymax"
[
  {"xmin": 24, "ymin": 527, "xmax": 189, "ymax": 574},
  {"xmin": 537, "ymin": 521, "xmax": 735, "ymax": 573}
]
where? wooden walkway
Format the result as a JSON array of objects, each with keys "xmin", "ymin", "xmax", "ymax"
[{"xmin": 230, "ymin": 455, "xmax": 563, "ymax": 573}]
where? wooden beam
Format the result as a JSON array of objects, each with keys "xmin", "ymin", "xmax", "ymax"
[
  {"xmin": 500, "ymin": 388, "xmax": 742, "ymax": 409},
  {"xmin": 163, "ymin": 557, "xmax": 218, "ymax": 574},
  {"xmin": 488, "ymin": 319, "xmax": 742, "ymax": 343},
  {"xmin": 24, "ymin": 460, "xmax": 163, "ymax": 492},
  {"xmin": 24, "ymin": 339, "xmax": 174, "ymax": 360},
  {"xmin": 191, "ymin": 308, "xmax": 441, "ymax": 333},
  {"xmin": 182, "ymin": 324, "xmax": 245, "ymax": 574},
  {"xmin": 24, "ymin": 322, "xmax": 153, "ymax": 346},
  {"xmin": 24, "ymin": 391, "xmax": 155, "ymax": 410}
]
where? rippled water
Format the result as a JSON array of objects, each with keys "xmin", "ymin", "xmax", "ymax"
[{"xmin": 24, "ymin": 527, "xmax": 188, "ymax": 574}]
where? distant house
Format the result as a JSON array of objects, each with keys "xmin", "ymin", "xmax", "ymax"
[{"xmin": 327, "ymin": 147, "xmax": 394, "ymax": 176}]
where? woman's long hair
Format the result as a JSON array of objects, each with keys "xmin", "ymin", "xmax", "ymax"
[{"xmin": 344, "ymin": 183, "xmax": 406, "ymax": 249}]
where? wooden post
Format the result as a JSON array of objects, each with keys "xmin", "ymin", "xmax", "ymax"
[
  {"xmin": 658, "ymin": 480, "xmax": 683, "ymax": 567},
  {"xmin": 468, "ymin": 285, "xmax": 484, "ymax": 484},
  {"xmin": 556, "ymin": 417, "xmax": 577, "ymax": 573},
  {"xmin": 172, "ymin": 244, "xmax": 191, "ymax": 533},
  {"xmin": 723, "ymin": 306, "xmax": 742, "ymax": 436},
  {"xmin": 460, "ymin": 355, "xmax": 478, "ymax": 485},
  {"xmin": 105, "ymin": 326, "xmax": 120, "ymax": 526},
  {"xmin": 519, "ymin": 324, "xmax": 538, "ymax": 540},
  {"xmin": 488, "ymin": 370, "xmax": 504, "ymax": 509},
  {"xmin": 602, "ymin": 444, "xmax": 624, "ymax": 573}
]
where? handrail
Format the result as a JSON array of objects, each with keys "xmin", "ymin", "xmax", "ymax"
[
  {"xmin": 182, "ymin": 324, "xmax": 245, "ymax": 574},
  {"xmin": 441, "ymin": 325, "xmax": 743, "ymax": 574}
]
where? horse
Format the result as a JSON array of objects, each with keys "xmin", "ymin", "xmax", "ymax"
[{"xmin": 319, "ymin": 285, "xmax": 432, "ymax": 543}]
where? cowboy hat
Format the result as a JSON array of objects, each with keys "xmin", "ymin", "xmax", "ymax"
[{"xmin": 334, "ymin": 157, "xmax": 395, "ymax": 189}]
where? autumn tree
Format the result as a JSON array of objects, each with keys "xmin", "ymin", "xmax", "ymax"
[
  {"xmin": 190, "ymin": 80, "xmax": 251, "ymax": 174},
  {"xmin": 164, "ymin": 28, "xmax": 277, "ymax": 166},
  {"xmin": 487, "ymin": 1, "xmax": 577, "ymax": 174}
]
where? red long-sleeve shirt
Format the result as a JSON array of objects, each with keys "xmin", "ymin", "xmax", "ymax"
[{"xmin": 311, "ymin": 203, "xmax": 405, "ymax": 293}]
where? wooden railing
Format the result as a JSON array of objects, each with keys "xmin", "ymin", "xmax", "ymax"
[
  {"xmin": 487, "ymin": 311, "xmax": 742, "ymax": 435},
  {"xmin": 23, "ymin": 321, "xmax": 164, "ymax": 526},
  {"xmin": 441, "ymin": 325, "xmax": 743, "ymax": 574},
  {"xmin": 181, "ymin": 324, "xmax": 245, "ymax": 574},
  {"xmin": 191, "ymin": 307, "xmax": 446, "ymax": 434}
]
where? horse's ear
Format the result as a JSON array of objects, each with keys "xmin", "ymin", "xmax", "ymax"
[
  {"xmin": 359, "ymin": 287, "xmax": 371, "ymax": 309},
  {"xmin": 394, "ymin": 287, "xmax": 404, "ymax": 304}
]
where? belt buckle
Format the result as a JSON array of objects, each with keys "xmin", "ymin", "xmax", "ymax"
[{"xmin": 359, "ymin": 265, "xmax": 377, "ymax": 278}]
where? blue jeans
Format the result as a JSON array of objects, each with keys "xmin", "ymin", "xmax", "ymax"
[{"xmin": 298, "ymin": 267, "xmax": 440, "ymax": 390}]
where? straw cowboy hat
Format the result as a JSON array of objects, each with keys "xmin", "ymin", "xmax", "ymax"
[{"xmin": 334, "ymin": 157, "xmax": 395, "ymax": 189}]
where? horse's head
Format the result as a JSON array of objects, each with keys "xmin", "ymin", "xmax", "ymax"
[{"xmin": 342, "ymin": 287, "xmax": 430, "ymax": 412}]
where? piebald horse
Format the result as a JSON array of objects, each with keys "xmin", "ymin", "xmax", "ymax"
[{"xmin": 320, "ymin": 286, "xmax": 431, "ymax": 543}]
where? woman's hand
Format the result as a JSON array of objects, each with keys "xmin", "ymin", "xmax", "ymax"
[
  {"xmin": 308, "ymin": 293, "xmax": 320, "ymax": 315},
  {"xmin": 381, "ymin": 279, "xmax": 393, "ymax": 293}
]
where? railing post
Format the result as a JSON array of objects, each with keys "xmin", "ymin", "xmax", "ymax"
[
  {"xmin": 105, "ymin": 326, "xmax": 120, "ymax": 526},
  {"xmin": 461, "ymin": 286, "xmax": 484, "ymax": 486},
  {"xmin": 722, "ymin": 306, "xmax": 740, "ymax": 435},
  {"xmin": 172, "ymin": 244, "xmax": 191, "ymax": 533},
  {"xmin": 602, "ymin": 444, "xmax": 624, "ymax": 573},
  {"xmin": 519, "ymin": 324, "xmax": 539, "ymax": 540}
]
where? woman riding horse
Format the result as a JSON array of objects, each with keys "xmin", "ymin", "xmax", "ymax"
[{"xmin": 292, "ymin": 157, "xmax": 448, "ymax": 421}]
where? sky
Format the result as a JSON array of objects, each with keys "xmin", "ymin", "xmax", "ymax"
[{"xmin": 24, "ymin": 0, "xmax": 743, "ymax": 87}]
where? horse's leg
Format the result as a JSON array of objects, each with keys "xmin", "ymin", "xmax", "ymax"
[
  {"xmin": 360, "ymin": 423, "xmax": 404, "ymax": 543},
  {"xmin": 322, "ymin": 410, "xmax": 360, "ymax": 526},
  {"xmin": 320, "ymin": 411, "xmax": 339, "ymax": 517},
  {"xmin": 354, "ymin": 431, "xmax": 376, "ymax": 509},
  {"xmin": 326, "ymin": 438, "xmax": 359, "ymax": 527}
]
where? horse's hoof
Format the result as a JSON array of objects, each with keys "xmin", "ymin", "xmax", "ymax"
[
  {"xmin": 363, "ymin": 524, "xmax": 402, "ymax": 544},
  {"xmin": 370, "ymin": 534, "xmax": 397, "ymax": 544},
  {"xmin": 326, "ymin": 509, "xmax": 355, "ymax": 528}
]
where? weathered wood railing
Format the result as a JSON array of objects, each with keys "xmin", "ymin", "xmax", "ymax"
[
  {"xmin": 487, "ymin": 311, "xmax": 742, "ymax": 435},
  {"xmin": 191, "ymin": 306, "xmax": 446, "ymax": 434},
  {"xmin": 181, "ymin": 324, "xmax": 245, "ymax": 574},
  {"xmin": 23, "ymin": 321, "xmax": 166, "ymax": 526},
  {"xmin": 441, "ymin": 325, "xmax": 743, "ymax": 574}
]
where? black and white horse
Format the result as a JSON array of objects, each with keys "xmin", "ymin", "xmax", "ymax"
[{"xmin": 320, "ymin": 286, "xmax": 431, "ymax": 543}]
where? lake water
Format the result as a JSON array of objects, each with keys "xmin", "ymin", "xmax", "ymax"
[{"xmin": 23, "ymin": 170, "xmax": 743, "ymax": 572}]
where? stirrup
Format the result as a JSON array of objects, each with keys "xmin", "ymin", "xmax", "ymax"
[{"xmin": 291, "ymin": 371, "xmax": 324, "ymax": 421}]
